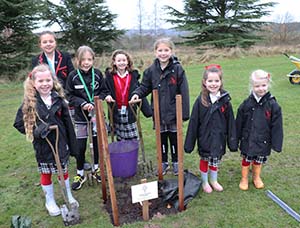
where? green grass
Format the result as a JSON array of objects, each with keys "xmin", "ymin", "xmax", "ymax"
[{"xmin": 1, "ymin": 55, "xmax": 300, "ymax": 227}]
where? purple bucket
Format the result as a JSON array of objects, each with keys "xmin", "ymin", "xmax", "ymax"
[{"xmin": 108, "ymin": 140, "xmax": 139, "ymax": 178}]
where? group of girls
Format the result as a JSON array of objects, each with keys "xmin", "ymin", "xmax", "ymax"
[
  {"xmin": 184, "ymin": 65, "xmax": 283, "ymax": 193},
  {"xmin": 14, "ymin": 30, "xmax": 283, "ymax": 217}
]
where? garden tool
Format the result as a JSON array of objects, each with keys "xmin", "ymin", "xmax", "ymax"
[
  {"xmin": 46, "ymin": 125, "xmax": 80, "ymax": 226},
  {"xmin": 106, "ymin": 101, "xmax": 116, "ymax": 142},
  {"xmin": 82, "ymin": 109, "xmax": 96, "ymax": 185},
  {"xmin": 129, "ymin": 99, "xmax": 154, "ymax": 177}
]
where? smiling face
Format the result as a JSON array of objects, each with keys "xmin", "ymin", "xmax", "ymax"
[
  {"xmin": 114, "ymin": 53, "xmax": 128, "ymax": 73},
  {"xmin": 203, "ymin": 72, "xmax": 222, "ymax": 95},
  {"xmin": 39, "ymin": 33, "xmax": 57, "ymax": 56},
  {"xmin": 155, "ymin": 43, "xmax": 173, "ymax": 66},
  {"xmin": 33, "ymin": 70, "xmax": 53, "ymax": 97},
  {"xmin": 252, "ymin": 78, "xmax": 269, "ymax": 97},
  {"xmin": 78, "ymin": 51, "xmax": 94, "ymax": 72}
]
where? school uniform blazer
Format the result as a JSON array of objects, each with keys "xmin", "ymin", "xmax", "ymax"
[
  {"xmin": 13, "ymin": 92, "xmax": 78, "ymax": 164},
  {"xmin": 133, "ymin": 56, "xmax": 190, "ymax": 125},
  {"xmin": 103, "ymin": 70, "xmax": 152, "ymax": 124},
  {"xmin": 65, "ymin": 68, "xmax": 105, "ymax": 123},
  {"xmin": 236, "ymin": 92, "xmax": 283, "ymax": 157},
  {"xmin": 32, "ymin": 50, "xmax": 74, "ymax": 88},
  {"xmin": 184, "ymin": 91, "xmax": 237, "ymax": 158}
]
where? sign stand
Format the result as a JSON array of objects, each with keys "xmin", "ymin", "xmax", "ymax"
[{"xmin": 141, "ymin": 179, "xmax": 149, "ymax": 221}]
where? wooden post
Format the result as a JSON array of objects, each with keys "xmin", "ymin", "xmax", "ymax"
[
  {"xmin": 153, "ymin": 89, "xmax": 163, "ymax": 180},
  {"xmin": 141, "ymin": 179, "xmax": 149, "ymax": 221},
  {"xmin": 94, "ymin": 96, "xmax": 107, "ymax": 203},
  {"xmin": 95, "ymin": 98, "xmax": 119, "ymax": 226},
  {"xmin": 176, "ymin": 95, "xmax": 184, "ymax": 211}
]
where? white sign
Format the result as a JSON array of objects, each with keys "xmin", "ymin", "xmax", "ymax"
[{"xmin": 131, "ymin": 181, "xmax": 158, "ymax": 203}]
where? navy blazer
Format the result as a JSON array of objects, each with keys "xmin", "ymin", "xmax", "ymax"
[{"xmin": 32, "ymin": 50, "xmax": 74, "ymax": 88}]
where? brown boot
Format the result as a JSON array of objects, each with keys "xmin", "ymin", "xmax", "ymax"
[
  {"xmin": 252, "ymin": 164, "xmax": 264, "ymax": 189},
  {"xmin": 239, "ymin": 165, "xmax": 249, "ymax": 191}
]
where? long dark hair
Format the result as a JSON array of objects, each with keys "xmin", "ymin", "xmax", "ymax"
[
  {"xmin": 110, "ymin": 49, "xmax": 133, "ymax": 74},
  {"xmin": 201, "ymin": 65, "xmax": 223, "ymax": 107}
]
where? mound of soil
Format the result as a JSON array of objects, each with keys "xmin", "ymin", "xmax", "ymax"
[{"xmin": 104, "ymin": 175, "xmax": 178, "ymax": 226}]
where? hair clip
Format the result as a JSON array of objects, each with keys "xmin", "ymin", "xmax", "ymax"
[
  {"xmin": 28, "ymin": 72, "xmax": 33, "ymax": 79},
  {"xmin": 205, "ymin": 64, "xmax": 222, "ymax": 70}
]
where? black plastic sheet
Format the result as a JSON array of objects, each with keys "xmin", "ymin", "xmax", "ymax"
[{"xmin": 159, "ymin": 170, "xmax": 202, "ymax": 209}]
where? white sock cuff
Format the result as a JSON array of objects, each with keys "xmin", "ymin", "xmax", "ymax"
[{"xmin": 77, "ymin": 170, "xmax": 84, "ymax": 176}]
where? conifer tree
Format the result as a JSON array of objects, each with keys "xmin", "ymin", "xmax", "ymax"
[
  {"xmin": 0, "ymin": 0, "xmax": 42, "ymax": 78},
  {"xmin": 44, "ymin": 0, "xmax": 124, "ymax": 53},
  {"xmin": 166, "ymin": 0, "xmax": 277, "ymax": 48}
]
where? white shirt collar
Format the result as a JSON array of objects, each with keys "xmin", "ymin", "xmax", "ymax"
[
  {"xmin": 209, "ymin": 91, "xmax": 221, "ymax": 104},
  {"xmin": 252, "ymin": 92, "xmax": 261, "ymax": 102},
  {"xmin": 117, "ymin": 70, "xmax": 129, "ymax": 78}
]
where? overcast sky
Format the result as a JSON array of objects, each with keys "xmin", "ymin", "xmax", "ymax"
[
  {"xmin": 107, "ymin": 0, "xmax": 300, "ymax": 29},
  {"xmin": 46, "ymin": 0, "xmax": 300, "ymax": 31}
]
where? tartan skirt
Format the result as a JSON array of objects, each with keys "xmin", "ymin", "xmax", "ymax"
[
  {"xmin": 114, "ymin": 109, "xmax": 138, "ymax": 141},
  {"xmin": 38, "ymin": 162, "xmax": 68, "ymax": 174},
  {"xmin": 242, "ymin": 155, "xmax": 268, "ymax": 164}
]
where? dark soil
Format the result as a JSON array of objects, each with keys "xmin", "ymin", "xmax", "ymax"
[{"xmin": 104, "ymin": 172, "xmax": 178, "ymax": 226}]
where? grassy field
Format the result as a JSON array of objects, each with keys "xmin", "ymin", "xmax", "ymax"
[{"xmin": 1, "ymin": 54, "xmax": 300, "ymax": 228}]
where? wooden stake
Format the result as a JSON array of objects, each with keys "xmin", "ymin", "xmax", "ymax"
[
  {"xmin": 94, "ymin": 96, "xmax": 107, "ymax": 202},
  {"xmin": 176, "ymin": 95, "xmax": 185, "ymax": 211},
  {"xmin": 141, "ymin": 179, "xmax": 149, "ymax": 221},
  {"xmin": 95, "ymin": 97, "xmax": 119, "ymax": 226},
  {"xmin": 153, "ymin": 89, "xmax": 163, "ymax": 180}
]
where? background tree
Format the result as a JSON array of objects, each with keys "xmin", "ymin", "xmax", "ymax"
[
  {"xmin": 266, "ymin": 12, "xmax": 300, "ymax": 45},
  {"xmin": 165, "ymin": 0, "xmax": 277, "ymax": 48},
  {"xmin": 137, "ymin": 0, "xmax": 144, "ymax": 49},
  {"xmin": 0, "ymin": 0, "xmax": 42, "ymax": 79},
  {"xmin": 44, "ymin": 0, "xmax": 124, "ymax": 54}
]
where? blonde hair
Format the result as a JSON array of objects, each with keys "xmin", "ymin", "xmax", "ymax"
[
  {"xmin": 38, "ymin": 31, "xmax": 56, "ymax": 45},
  {"xmin": 153, "ymin": 37, "xmax": 175, "ymax": 51},
  {"xmin": 22, "ymin": 64, "xmax": 64, "ymax": 142},
  {"xmin": 110, "ymin": 49, "xmax": 133, "ymax": 74},
  {"xmin": 75, "ymin": 45, "xmax": 95, "ymax": 68},
  {"xmin": 249, "ymin": 69, "xmax": 271, "ymax": 93},
  {"xmin": 201, "ymin": 66, "xmax": 224, "ymax": 107}
]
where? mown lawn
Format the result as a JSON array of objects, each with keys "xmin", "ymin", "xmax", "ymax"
[{"xmin": 1, "ymin": 54, "xmax": 300, "ymax": 228}]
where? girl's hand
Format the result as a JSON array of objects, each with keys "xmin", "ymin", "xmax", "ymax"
[
  {"xmin": 105, "ymin": 95, "xmax": 115, "ymax": 103},
  {"xmin": 130, "ymin": 94, "xmax": 139, "ymax": 102},
  {"xmin": 83, "ymin": 103, "xmax": 94, "ymax": 112}
]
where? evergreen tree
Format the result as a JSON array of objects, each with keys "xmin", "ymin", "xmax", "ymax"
[
  {"xmin": 0, "ymin": 0, "xmax": 42, "ymax": 79},
  {"xmin": 44, "ymin": 0, "xmax": 124, "ymax": 54},
  {"xmin": 166, "ymin": 0, "xmax": 277, "ymax": 48}
]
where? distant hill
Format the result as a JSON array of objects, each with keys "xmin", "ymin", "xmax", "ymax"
[{"xmin": 124, "ymin": 28, "xmax": 189, "ymax": 37}]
